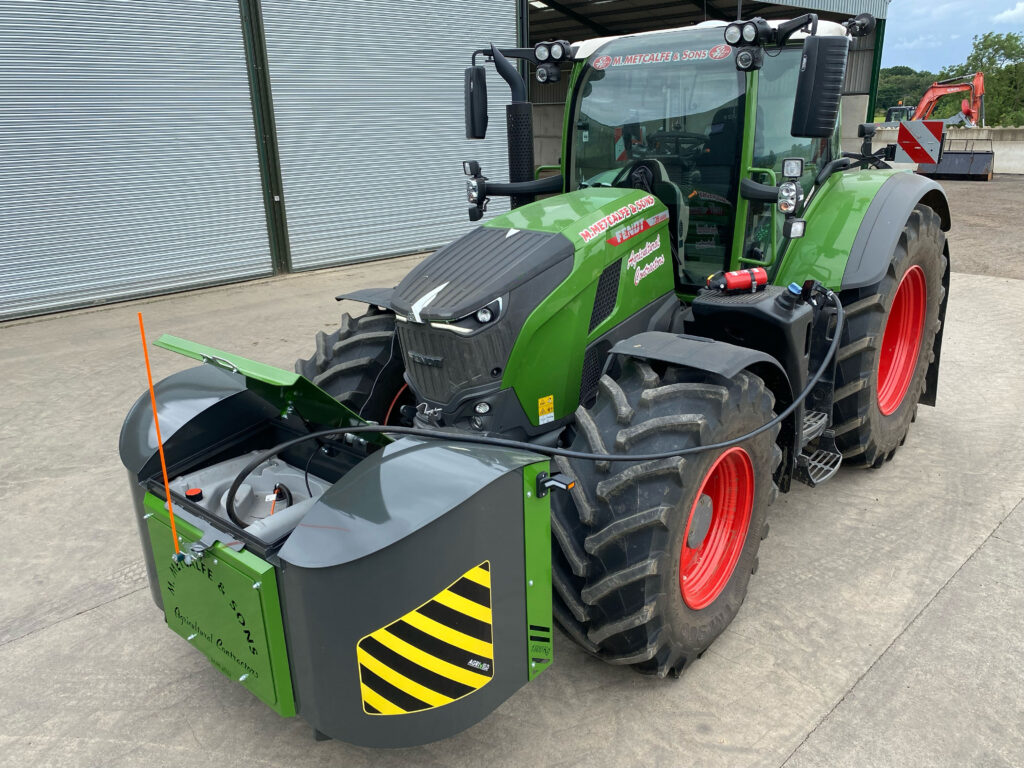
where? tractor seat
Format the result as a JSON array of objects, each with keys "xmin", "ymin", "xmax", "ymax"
[{"xmin": 615, "ymin": 158, "xmax": 688, "ymax": 273}]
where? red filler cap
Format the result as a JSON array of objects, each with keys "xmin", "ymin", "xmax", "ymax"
[{"xmin": 185, "ymin": 488, "xmax": 204, "ymax": 502}]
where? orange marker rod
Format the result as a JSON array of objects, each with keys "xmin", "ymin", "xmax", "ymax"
[{"xmin": 138, "ymin": 313, "xmax": 181, "ymax": 556}]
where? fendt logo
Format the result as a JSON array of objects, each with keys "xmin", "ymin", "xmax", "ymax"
[
  {"xmin": 709, "ymin": 44, "xmax": 732, "ymax": 60},
  {"xmin": 408, "ymin": 351, "xmax": 443, "ymax": 368},
  {"xmin": 591, "ymin": 55, "xmax": 612, "ymax": 70}
]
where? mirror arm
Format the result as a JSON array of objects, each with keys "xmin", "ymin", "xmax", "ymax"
[
  {"xmin": 482, "ymin": 175, "xmax": 563, "ymax": 198},
  {"xmin": 814, "ymin": 157, "xmax": 852, "ymax": 187},
  {"xmin": 775, "ymin": 13, "xmax": 817, "ymax": 46}
]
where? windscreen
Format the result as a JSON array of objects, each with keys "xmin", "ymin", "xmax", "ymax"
[{"xmin": 569, "ymin": 28, "xmax": 746, "ymax": 284}]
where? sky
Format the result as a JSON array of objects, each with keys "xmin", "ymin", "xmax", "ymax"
[{"xmin": 881, "ymin": 0, "xmax": 1024, "ymax": 72}]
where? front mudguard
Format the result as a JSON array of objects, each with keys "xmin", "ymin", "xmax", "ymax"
[{"xmin": 607, "ymin": 332, "xmax": 797, "ymax": 487}]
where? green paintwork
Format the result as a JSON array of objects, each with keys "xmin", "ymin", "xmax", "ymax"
[
  {"xmin": 154, "ymin": 335, "xmax": 388, "ymax": 445},
  {"xmin": 143, "ymin": 492, "xmax": 296, "ymax": 716},
  {"xmin": 522, "ymin": 462, "xmax": 553, "ymax": 681},
  {"xmin": 867, "ymin": 19, "xmax": 886, "ymax": 121},
  {"xmin": 557, "ymin": 60, "xmax": 586, "ymax": 182},
  {"xmin": 486, "ymin": 188, "xmax": 674, "ymax": 424},
  {"xmin": 772, "ymin": 168, "xmax": 906, "ymax": 290},
  {"xmin": 730, "ymin": 70, "xmax": 760, "ymax": 272}
]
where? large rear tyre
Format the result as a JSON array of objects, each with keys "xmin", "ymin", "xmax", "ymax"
[
  {"xmin": 833, "ymin": 205, "xmax": 946, "ymax": 467},
  {"xmin": 550, "ymin": 358, "xmax": 779, "ymax": 677},
  {"xmin": 294, "ymin": 308, "xmax": 412, "ymax": 424}
]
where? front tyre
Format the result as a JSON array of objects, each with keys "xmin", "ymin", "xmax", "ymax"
[
  {"xmin": 550, "ymin": 359, "xmax": 779, "ymax": 677},
  {"xmin": 294, "ymin": 308, "xmax": 412, "ymax": 424},
  {"xmin": 833, "ymin": 205, "xmax": 946, "ymax": 467}
]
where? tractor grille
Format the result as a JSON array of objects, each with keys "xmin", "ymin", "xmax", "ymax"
[{"xmin": 397, "ymin": 320, "xmax": 515, "ymax": 406}]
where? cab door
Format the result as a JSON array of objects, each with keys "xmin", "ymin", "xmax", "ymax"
[{"xmin": 733, "ymin": 49, "xmax": 829, "ymax": 275}]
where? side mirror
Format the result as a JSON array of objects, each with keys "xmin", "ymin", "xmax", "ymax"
[
  {"xmin": 465, "ymin": 66, "xmax": 488, "ymax": 139},
  {"xmin": 791, "ymin": 35, "xmax": 849, "ymax": 138}
]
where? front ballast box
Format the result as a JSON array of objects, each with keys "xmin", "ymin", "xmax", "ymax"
[{"xmin": 120, "ymin": 339, "xmax": 552, "ymax": 747}]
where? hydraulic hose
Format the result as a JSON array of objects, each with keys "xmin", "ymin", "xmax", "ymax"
[{"xmin": 224, "ymin": 289, "xmax": 844, "ymax": 526}]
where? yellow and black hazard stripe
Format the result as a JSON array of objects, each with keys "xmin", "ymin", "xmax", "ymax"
[{"xmin": 357, "ymin": 561, "xmax": 494, "ymax": 715}]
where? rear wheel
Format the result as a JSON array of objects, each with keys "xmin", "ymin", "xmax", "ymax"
[
  {"xmin": 833, "ymin": 205, "xmax": 946, "ymax": 467},
  {"xmin": 550, "ymin": 358, "xmax": 779, "ymax": 677},
  {"xmin": 294, "ymin": 308, "xmax": 413, "ymax": 425}
]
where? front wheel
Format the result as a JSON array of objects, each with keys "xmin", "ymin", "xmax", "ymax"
[
  {"xmin": 833, "ymin": 204, "xmax": 946, "ymax": 467},
  {"xmin": 550, "ymin": 358, "xmax": 779, "ymax": 677},
  {"xmin": 294, "ymin": 308, "xmax": 413, "ymax": 425}
]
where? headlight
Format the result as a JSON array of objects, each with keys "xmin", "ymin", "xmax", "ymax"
[
  {"xmin": 782, "ymin": 158, "xmax": 804, "ymax": 179},
  {"xmin": 466, "ymin": 179, "xmax": 480, "ymax": 203},
  {"xmin": 784, "ymin": 218, "xmax": 807, "ymax": 239},
  {"xmin": 550, "ymin": 42, "xmax": 564, "ymax": 60},
  {"xmin": 475, "ymin": 307, "xmax": 493, "ymax": 323},
  {"xmin": 742, "ymin": 22, "xmax": 758, "ymax": 42},
  {"xmin": 724, "ymin": 24, "xmax": 742, "ymax": 45},
  {"xmin": 535, "ymin": 43, "xmax": 550, "ymax": 61},
  {"xmin": 778, "ymin": 181, "xmax": 798, "ymax": 214}
]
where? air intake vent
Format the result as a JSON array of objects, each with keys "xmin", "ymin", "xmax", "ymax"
[
  {"xmin": 579, "ymin": 345, "xmax": 604, "ymax": 405},
  {"xmin": 588, "ymin": 261, "xmax": 621, "ymax": 333}
]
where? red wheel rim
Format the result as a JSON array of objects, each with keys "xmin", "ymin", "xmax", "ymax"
[
  {"xmin": 877, "ymin": 265, "xmax": 926, "ymax": 416},
  {"xmin": 679, "ymin": 447, "xmax": 755, "ymax": 610}
]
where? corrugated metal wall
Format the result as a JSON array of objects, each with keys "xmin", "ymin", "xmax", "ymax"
[
  {"xmin": 260, "ymin": 0, "xmax": 517, "ymax": 271},
  {"xmin": 844, "ymin": 27, "xmax": 877, "ymax": 95},
  {"xmin": 0, "ymin": 1, "xmax": 271, "ymax": 321}
]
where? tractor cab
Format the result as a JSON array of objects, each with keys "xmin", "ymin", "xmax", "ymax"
[
  {"xmin": 566, "ymin": 23, "xmax": 842, "ymax": 290},
  {"xmin": 463, "ymin": 16, "xmax": 864, "ymax": 292}
]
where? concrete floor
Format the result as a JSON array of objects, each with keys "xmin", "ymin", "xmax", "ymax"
[{"xmin": 2, "ymin": 178, "xmax": 1023, "ymax": 768}]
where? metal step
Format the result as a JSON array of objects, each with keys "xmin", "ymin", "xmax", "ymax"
[
  {"xmin": 796, "ymin": 447, "xmax": 843, "ymax": 487},
  {"xmin": 801, "ymin": 410, "xmax": 829, "ymax": 446}
]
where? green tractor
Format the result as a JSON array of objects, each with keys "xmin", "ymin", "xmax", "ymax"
[{"xmin": 121, "ymin": 13, "xmax": 949, "ymax": 748}]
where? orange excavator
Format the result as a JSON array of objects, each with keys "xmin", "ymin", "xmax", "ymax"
[
  {"xmin": 908, "ymin": 72, "xmax": 986, "ymax": 127},
  {"xmin": 878, "ymin": 72, "xmax": 992, "ymax": 180}
]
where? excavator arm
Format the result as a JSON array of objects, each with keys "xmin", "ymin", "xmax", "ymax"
[{"xmin": 913, "ymin": 72, "xmax": 985, "ymax": 126}]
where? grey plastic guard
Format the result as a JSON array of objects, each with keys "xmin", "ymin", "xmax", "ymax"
[
  {"xmin": 610, "ymin": 332, "xmax": 779, "ymax": 379},
  {"xmin": 278, "ymin": 437, "xmax": 541, "ymax": 569}
]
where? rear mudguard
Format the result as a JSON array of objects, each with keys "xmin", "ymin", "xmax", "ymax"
[
  {"xmin": 607, "ymin": 332, "xmax": 797, "ymax": 487},
  {"xmin": 776, "ymin": 169, "xmax": 950, "ymax": 407}
]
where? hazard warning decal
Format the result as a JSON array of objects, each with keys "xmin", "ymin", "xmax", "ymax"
[
  {"xmin": 357, "ymin": 562, "xmax": 493, "ymax": 715},
  {"xmin": 894, "ymin": 120, "xmax": 944, "ymax": 164}
]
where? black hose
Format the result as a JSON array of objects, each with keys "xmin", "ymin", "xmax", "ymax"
[{"xmin": 224, "ymin": 291, "xmax": 844, "ymax": 526}]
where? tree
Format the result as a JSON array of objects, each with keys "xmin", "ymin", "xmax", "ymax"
[
  {"xmin": 939, "ymin": 32, "xmax": 1024, "ymax": 126},
  {"xmin": 875, "ymin": 66, "xmax": 938, "ymax": 118}
]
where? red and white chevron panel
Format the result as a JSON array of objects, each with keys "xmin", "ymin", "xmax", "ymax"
[{"xmin": 894, "ymin": 120, "xmax": 945, "ymax": 164}]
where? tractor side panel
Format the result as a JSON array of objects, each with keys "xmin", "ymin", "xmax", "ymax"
[{"xmin": 491, "ymin": 189, "xmax": 675, "ymax": 424}]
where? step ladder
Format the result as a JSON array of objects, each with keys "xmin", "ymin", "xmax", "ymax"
[{"xmin": 795, "ymin": 410, "xmax": 842, "ymax": 487}]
